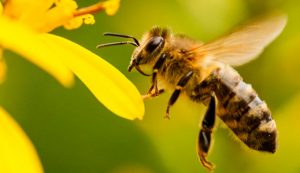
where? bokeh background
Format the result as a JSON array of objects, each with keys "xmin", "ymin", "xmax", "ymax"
[{"xmin": 1, "ymin": 0, "xmax": 300, "ymax": 172}]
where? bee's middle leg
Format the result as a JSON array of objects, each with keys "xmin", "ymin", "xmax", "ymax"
[
  {"xmin": 142, "ymin": 88, "xmax": 165, "ymax": 100},
  {"xmin": 165, "ymin": 70, "xmax": 194, "ymax": 119},
  {"xmin": 197, "ymin": 95, "xmax": 216, "ymax": 171}
]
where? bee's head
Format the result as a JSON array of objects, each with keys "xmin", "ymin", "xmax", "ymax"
[{"xmin": 97, "ymin": 27, "xmax": 170, "ymax": 76}]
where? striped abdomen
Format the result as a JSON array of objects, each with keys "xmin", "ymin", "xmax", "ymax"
[{"xmin": 214, "ymin": 65, "xmax": 277, "ymax": 153}]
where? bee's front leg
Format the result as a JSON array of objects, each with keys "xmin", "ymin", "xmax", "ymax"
[
  {"xmin": 143, "ymin": 53, "xmax": 167, "ymax": 100},
  {"xmin": 197, "ymin": 95, "xmax": 216, "ymax": 171}
]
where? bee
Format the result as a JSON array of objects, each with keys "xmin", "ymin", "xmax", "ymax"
[{"xmin": 97, "ymin": 13, "xmax": 287, "ymax": 171}]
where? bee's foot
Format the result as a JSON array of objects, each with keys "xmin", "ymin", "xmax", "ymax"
[
  {"xmin": 164, "ymin": 113, "xmax": 170, "ymax": 120},
  {"xmin": 198, "ymin": 152, "xmax": 215, "ymax": 172},
  {"xmin": 142, "ymin": 94, "xmax": 151, "ymax": 100}
]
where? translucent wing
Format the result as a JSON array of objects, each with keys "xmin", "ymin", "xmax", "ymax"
[{"xmin": 197, "ymin": 13, "xmax": 287, "ymax": 66}]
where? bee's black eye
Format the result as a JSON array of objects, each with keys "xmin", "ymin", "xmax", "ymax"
[{"xmin": 145, "ymin": 36, "xmax": 164, "ymax": 52}]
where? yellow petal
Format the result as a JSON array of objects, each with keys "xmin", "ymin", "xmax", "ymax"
[
  {"xmin": 0, "ymin": 49, "xmax": 6, "ymax": 84},
  {"xmin": 0, "ymin": 16, "xmax": 74, "ymax": 87},
  {"xmin": 33, "ymin": 0, "xmax": 77, "ymax": 33},
  {"xmin": 41, "ymin": 33, "xmax": 145, "ymax": 120},
  {"xmin": 3, "ymin": 0, "xmax": 53, "ymax": 21},
  {"xmin": 0, "ymin": 108, "xmax": 43, "ymax": 173}
]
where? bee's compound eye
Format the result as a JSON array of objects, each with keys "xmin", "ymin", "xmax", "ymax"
[{"xmin": 145, "ymin": 36, "xmax": 164, "ymax": 53}]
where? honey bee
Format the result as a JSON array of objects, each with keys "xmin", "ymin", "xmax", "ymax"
[{"xmin": 97, "ymin": 13, "xmax": 287, "ymax": 171}]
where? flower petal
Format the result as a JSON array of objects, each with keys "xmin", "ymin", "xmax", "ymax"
[
  {"xmin": 0, "ymin": 16, "xmax": 74, "ymax": 87},
  {"xmin": 0, "ymin": 108, "xmax": 43, "ymax": 173},
  {"xmin": 3, "ymin": 0, "xmax": 53, "ymax": 21},
  {"xmin": 34, "ymin": 0, "xmax": 77, "ymax": 33},
  {"xmin": 40, "ymin": 33, "xmax": 145, "ymax": 120}
]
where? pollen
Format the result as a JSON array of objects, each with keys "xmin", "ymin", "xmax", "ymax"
[
  {"xmin": 65, "ymin": 0, "xmax": 119, "ymax": 30},
  {"xmin": 103, "ymin": 0, "xmax": 120, "ymax": 16},
  {"xmin": 63, "ymin": 14, "xmax": 95, "ymax": 30},
  {"xmin": 16, "ymin": 0, "xmax": 121, "ymax": 32}
]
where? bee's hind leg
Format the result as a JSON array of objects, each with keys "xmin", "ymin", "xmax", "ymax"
[
  {"xmin": 165, "ymin": 70, "xmax": 194, "ymax": 119},
  {"xmin": 197, "ymin": 95, "xmax": 216, "ymax": 171}
]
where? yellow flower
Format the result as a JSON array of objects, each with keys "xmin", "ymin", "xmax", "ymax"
[
  {"xmin": 0, "ymin": 108, "xmax": 43, "ymax": 173},
  {"xmin": 0, "ymin": 0, "xmax": 144, "ymax": 120}
]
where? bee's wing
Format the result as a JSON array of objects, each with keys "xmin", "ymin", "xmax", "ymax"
[{"xmin": 197, "ymin": 13, "xmax": 287, "ymax": 66}]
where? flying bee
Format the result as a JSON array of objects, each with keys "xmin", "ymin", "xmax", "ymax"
[{"xmin": 97, "ymin": 13, "xmax": 287, "ymax": 171}]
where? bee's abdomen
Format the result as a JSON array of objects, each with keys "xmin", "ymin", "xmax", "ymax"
[{"xmin": 215, "ymin": 66, "xmax": 277, "ymax": 153}]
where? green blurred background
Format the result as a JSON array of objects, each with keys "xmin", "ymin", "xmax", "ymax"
[{"xmin": 1, "ymin": 0, "xmax": 300, "ymax": 172}]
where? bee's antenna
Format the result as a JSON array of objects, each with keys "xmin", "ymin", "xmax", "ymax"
[
  {"xmin": 96, "ymin": 41, "xmax": 138, "ymax": 49},
  {"xmin": 103, "ymin": 32, "xmax": 140, "ymax": 46}
]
